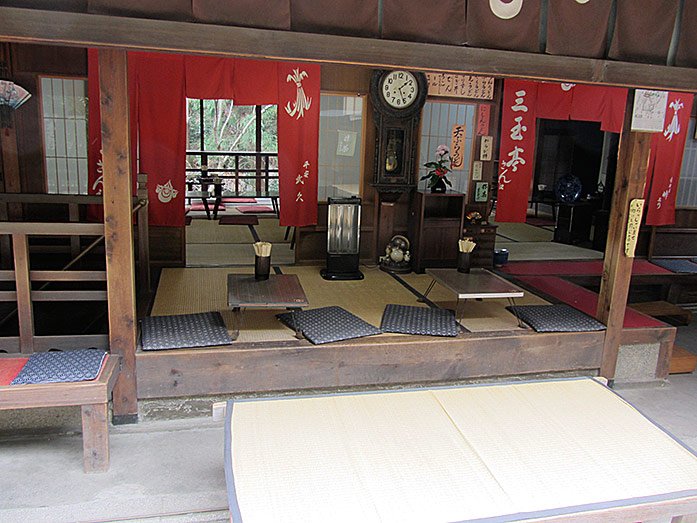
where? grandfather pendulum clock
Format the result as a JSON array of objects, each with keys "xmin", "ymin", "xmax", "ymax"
[{"xmin": 369, "ymin": 70, "xmax": 428, "ymax": 257}]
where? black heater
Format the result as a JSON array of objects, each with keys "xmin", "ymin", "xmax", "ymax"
[{"xmin": 320, "ymin": 197, "xmax": 364, "ymax": 281}]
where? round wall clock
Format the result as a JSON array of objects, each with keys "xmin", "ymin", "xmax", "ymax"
[
  {"xmin": 380, "ymin": 70, "xmax": 419, "ymax": 109},
  {"xmin": 370, "ymin": 69, "xmax": 428, "ymax": 120}
]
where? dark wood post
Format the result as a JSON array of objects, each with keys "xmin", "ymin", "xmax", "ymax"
[
  {"xmin": 136, "ymin": 174, "xmax": 150, "ymax": 293},
  {"xmin": 596, "ymin": 91, "xmax": 652, "ymax": 381},
  {"xmin": 99, "ymin": 49, "xmax": 138, "ymax": 423},
  {"xmin": 12, "ymin": 233, "xmax": 34, "ymax": 354}
]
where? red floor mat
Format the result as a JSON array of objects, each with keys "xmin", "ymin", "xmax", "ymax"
[
  {"xmin": 517, "ymin": 276, "xmax": 664, "ymax": 328},
  {"xmin": 0, "ymin": 358, "xmax": 29, "ymax": 386},
  {"xmin": 501, "ymin": 259, "xmax": 672, "ymax": 276}
]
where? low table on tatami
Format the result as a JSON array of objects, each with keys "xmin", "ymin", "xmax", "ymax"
[
  {"xmin": 424, "ymin": 268, "xmax": 524, "ymax": 323},
  {"xmin": 227, "ymin": 274, "xmax": 309, "ymax": 339}
]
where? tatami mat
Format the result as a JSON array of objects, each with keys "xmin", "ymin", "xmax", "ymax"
[
  {"xmin": 281, "ymin": 266, "xmax": 425, "ymax": 328},
  {"xmin": 151, "ymin": 266, "xmax": 552, "ymax": 343},
  {"xmin": 496, "ymin": 241, "xmax": 604, "ymax": 261},
  {"xmin": 186, "ymin": 217, "xmax": 289, "ymax": 244},
  {"xmin": 494, "ymin": 221, "xmax": 554, "ymax": 242},
  {"xmin": 151, "ymin": 267, "xmax": 296, "ymax": 343},
  {"xmin": 185, "ymin": 243, "xmax": 295, "ymax": 267},
  {"xmin": 228, "ymin": 378, "xmax": 697, "ymax": 521}
]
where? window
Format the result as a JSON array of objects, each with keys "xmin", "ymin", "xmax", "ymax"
[
  {"xmin": 40, "ymin": 77, "xmax": 89, "ymax": 194},
  {"xmin": 676, "ymin": 118, "xmax": 697, "ymax": 208},
  {"xmin": 186, "ymin": 99, "xmax": 278, "ymax": 195},
  {"xmin": 418, "ymin": 101, "xmax": 476, "ymax": 194},
  {"xmin": 318, "ymin": 94, "xmax": 365, "ymax": 200}
]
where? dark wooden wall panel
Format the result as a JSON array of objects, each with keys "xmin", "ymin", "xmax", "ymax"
[
  {"xmin": 149, "ymin": 226, "xmax": 185, "ymax": 266},
  {"xmin": 11, "ymin": 43, "xmax": 87, "ymax": 75},
  {"xmin": 291, "ymin": 0, "xmax": 378, "ymax": 38},
  {"xmin": 88, "ymin": 0, "xmax": 192, "ymax": 21},
  {"xmin": 193, "ymin": 0, "xmax": 289, "ymax": 30}
]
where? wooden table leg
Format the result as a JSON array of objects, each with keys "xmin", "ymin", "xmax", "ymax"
[
  {"xmin": 81, "ymin": 402, "xmax": 110, "ymax": 473},
  {"xmin": 418, "ymin": 279, "xmax": 437, "ymax": 303},
  {"xmin": 508, "ymin": 297, "xmax": 525, "ymax": 328},
  {"xmin": 231, "ymin": 307, "xmax": 241, "ymax": 340},
  {"xmin": 201, "ymin": 198, "xmax": 211, "ymax": 219},
  {"xmin": 288, "ymin": 307, "xmax": 303, "ymax": 339}
]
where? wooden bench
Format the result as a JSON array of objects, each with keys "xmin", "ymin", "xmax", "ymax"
[
  {"xmin": 0, "ymin": 355, "xmax": 120, "ymax": 473},
  {"xmin": 630, "ymin": 300, "xmax": 693, "ymax": 325}
]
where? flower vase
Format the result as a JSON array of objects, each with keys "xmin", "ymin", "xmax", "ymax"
[{"xmin": 431, "ymin": 178, "xmax": 447, "ymax": 193}]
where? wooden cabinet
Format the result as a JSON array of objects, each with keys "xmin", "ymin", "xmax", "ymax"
[
  {"xmin": 408, "ymin": 190, "xmax": 465, "ymax": 273},
  {"xmin": 461, "ymin": 224, "xmax": 497, "ymax": 268}
]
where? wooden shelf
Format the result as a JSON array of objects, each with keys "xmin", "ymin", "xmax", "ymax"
[{"xmin": 409, "ymin": 190, "xmax": 465, "ymax": 273}]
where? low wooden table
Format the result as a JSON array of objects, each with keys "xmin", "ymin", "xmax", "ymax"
[
  {"xmin": 185, "ymin": 190, "xmax": 215, "ymax": 219},
  {"xmin": 227, "ymin": 274, "xmax": 309, "ymax": 339},
  {"xmin": 424, "ymin": 268, "xmax": 524, "ymax": 324}
]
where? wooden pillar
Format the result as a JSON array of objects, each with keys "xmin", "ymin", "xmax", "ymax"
[
  {"xmin": 12, "ymin": 233, "xmax": 34, "ymax": 354},
  {"xmin": 136, "ymin": 174, "xmax": 150, "ymax": 293},
  {"xmin": 1, "ymin": 125, "xmax": 23, "ymax": 219},
  {"xmin": 596, "ymin": 91, "xmax": 652, "ymax": 381},
  {"xmin": 99, "ymin": 49, "xmax": 138, "ymax": 423}
]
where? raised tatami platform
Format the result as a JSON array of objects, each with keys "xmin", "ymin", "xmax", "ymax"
[{"xmin": 135, "ymin": 264, "xmax": 676, "ymax": 400}]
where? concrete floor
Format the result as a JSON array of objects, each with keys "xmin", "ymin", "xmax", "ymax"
[{"xmin": 2, "ymin": 329, "xmax": 697, "ymax": 522}]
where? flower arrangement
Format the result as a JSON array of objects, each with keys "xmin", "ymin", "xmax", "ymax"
[{"xmin": 421, "ymin": 144, "xmax": 452, "ymax": 191}]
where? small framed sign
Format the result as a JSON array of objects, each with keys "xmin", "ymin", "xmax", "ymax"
[
  {"xmin": 471, "ymin": 161, "xmax": 483, "ymax": 181},
  {"xmin": 474, "ymin": 181, "xmax": 489, "ymax": 203},
  {"xmin": 631, "ymin": 90, "xmax": 668, "ymax": 132},
  {"xmin": 480, "ymin": 136, "xmax": 493, "ymax": 161}
]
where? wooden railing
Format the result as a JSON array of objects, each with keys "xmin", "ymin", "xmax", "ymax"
[
  {"xmin": 0, "ymin": 175, "xmax": 149, "ymax": 354},
  {"xmin": 186, "ymin": 150, "xmax": 279, "ymax": 196}
]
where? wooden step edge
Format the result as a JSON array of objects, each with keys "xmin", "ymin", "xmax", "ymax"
[{"xmin": 669, "ymin": 345, "xmax": 697, "ymax": 375}]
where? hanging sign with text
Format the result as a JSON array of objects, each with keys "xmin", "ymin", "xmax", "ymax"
[
  {"xmin": 450, "ymin": 124, "xmax": 466, "ymax": 170},
  {"xmin": 625, "ymin": 199, "xmax": 645, "ymax": 257},
  {"xmin": 426, "ymin": 73, "xmax": 494, "ymax": 100},
  {"xmin": 476, "ymin": 105, "xmax": 491, "ymax": 135},
  {"xmin": 480, "ymin": 136, "xmax": 493, "ymax": 161}
]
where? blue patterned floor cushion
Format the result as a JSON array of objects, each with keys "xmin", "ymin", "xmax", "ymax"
[
  {"xmin": 11, "ymin": 349, "xmax": 107, "ymax": 385},
  {"xmin": 277, "ymin": 306, "xmax": 381, "ymax": 344},
  {"xmin": 506, "ymin": 304, "xmax": 606, "ymax": 333},
  {"xmin": 380, "ymin": 304, "xmax": 459, "ymax": 337},
  {"xmin": 141, "ymin": 311, "xmax": 233, "ymax": 351},
  {"xmin": 652, "ymin": 258, "xmax": 697, "ymax": 273}
]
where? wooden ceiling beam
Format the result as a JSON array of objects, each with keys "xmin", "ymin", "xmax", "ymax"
[{"xmin": 1, "ymin": 6, "xmax": 696, "ymax": 92}]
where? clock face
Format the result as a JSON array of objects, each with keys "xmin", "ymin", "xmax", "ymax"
[{"xmin": 381, "ymin": 71, "xmax": 419, "ymax": 109}]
